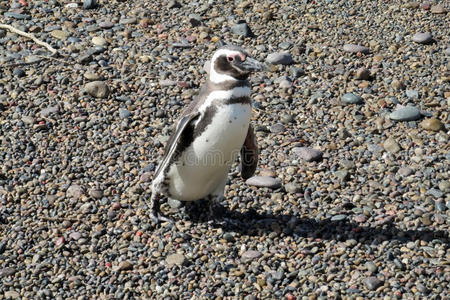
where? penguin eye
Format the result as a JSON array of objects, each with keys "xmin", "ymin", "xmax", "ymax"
[{"xmin": 227, "ymin": 56, "xmax": 234, "ymax": 62}]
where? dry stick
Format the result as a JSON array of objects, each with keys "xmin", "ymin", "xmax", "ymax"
[
  {"xmin": 0, "ymin": 24, "xmax": 75, "ymax": 68},
  {"xmin": 0, "ymin": 23, "xmax": 58, "ymax": 55}
]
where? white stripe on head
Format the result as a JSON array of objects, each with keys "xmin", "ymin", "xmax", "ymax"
[{"xmin": 209, "ymin": 48, "xmax": 245, "ymax": 84}]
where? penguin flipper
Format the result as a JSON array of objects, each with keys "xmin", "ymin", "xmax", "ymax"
[
  {"xmin": 240, "ymin": 124, "xmax": 258, "ymax": 179},
  {"xmin": 153, "ymin": 112, "xmax": 200, "ymax": 179}
]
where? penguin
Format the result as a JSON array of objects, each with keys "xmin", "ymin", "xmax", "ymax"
[{"xmin": 150, "ymin": 45, "xmax": 264, "ymax": 223}]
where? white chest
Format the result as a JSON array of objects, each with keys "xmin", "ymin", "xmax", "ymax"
[{"xmin": 168, "ymin": 103, "xmax": 251, "ymax": 201}]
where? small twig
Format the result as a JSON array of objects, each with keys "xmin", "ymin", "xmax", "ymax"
[
  {"xmin": 0, "ymin": 23, "xmax": 58, "ymax": 55},
  {"xmin": 1, "ymin": 58, "xmax": 45, "ymax": 68}
]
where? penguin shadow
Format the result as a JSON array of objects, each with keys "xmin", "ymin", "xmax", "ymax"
[{"xmin": 205, "ymin": 207, "xmax": 450, "ymax": 245}]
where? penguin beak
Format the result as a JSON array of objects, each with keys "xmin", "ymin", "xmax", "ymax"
[{"xmin": 233, "ymin": 56, "xmax": 266, "ymax": 72}]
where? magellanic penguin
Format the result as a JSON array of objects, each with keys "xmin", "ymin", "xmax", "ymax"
[{"xmin": 150, "ymin": 45, "xmax": 264, "ymax": 223}]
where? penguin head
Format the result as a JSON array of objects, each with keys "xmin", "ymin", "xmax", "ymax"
[{"xmin": 209, "ymin": 45, "xmax": 264, "ymax": 83}]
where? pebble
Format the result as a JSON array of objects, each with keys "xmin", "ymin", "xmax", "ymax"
[
  {"xmin": 4, "ymin": 12, "xmax": 31, "ymax": 20},
  {"xmin": 13, "ymin": 68, "xmax": 26, "ymax": 78},
  {"xmin": 83, "ymin": 0, "xmax": 97, "ymax": 9},
  {"xmin": 343, "ymin": 44, "xmax": 370, "ymax": 54},
  {"xmin": 383, "ymin": 137, "xmax": 401, "ymax": 153},
  {"xmin": 430, "ymin": 4, "xmax": 446, "ymax": 14},
  {"xmin": 50, "ymin": 30, "xmax": 69, "ymax": 40},
  {"xmin": 241, "ymin": 250, "xmax": 262, "ymax": 262},
  {"xmin": 420, "ymin": 118, "xmax": 444, "ymax": 131},
  {"xmin": 397, "ymin": 166, "xmax": 414, "ymax": 177},
  {"xmin": 389, "ymin": 106, "xmax": 421, "ymax": 121},
  {"xmin": 0, "ymin": 267, "xmax": 16, "ymax": 278},
  {"xmin": 231, "ymin": 22, "xmax": 253, "ymax": 38},
  {"xmin": 3, "ymin": 291, "xmax": 20, "ymax": 299},
  {"xmin": 119, "ymin": 108, "xmax": 131, "ymax": 119},
  {"xmin": 92, "ymin": 36, "xmax": 108, "ymax": 46},
  {"xmin": 334, "ymin": 170, "xmax": 349, "ymax": 182},
  {"xmin": 166, "ymin": 253, "xmax": 186, "ymax": 267},
  {"xmin": 85, "ymin": 81, "xmax": 110, "ymax": 98},
  {"xmin": 355, "ymin": 67, "xmax": 370, "ymax": 80},
  {"xmin": 292, "ymin": 147, "xmax": 323, "ymax": 162},
  {"xmin": 246, "ymin": 176, "xmax": 282, "ymax": 189},
  {"xmin": 114, "ymin": 261, "xmax": 133, "ymax": 271},
  {"xmin": 411, "ymin": 32, "xmax": 433, "ymax": 44},
  {"xmin": 284, "ymin": 182, "xmax": 301, "ymax": 193},
  {"xmin": 342, "ymin": 93, "xmax": 364, "ymax": 104},
  {"xmin": 364, "ymin": 277, "xmax": 383, "ymax": 290},
  {"xmin": 266, "ymin": 52, "xmax": 294, "ymax": 65},
  {"xmin": 365, "ymin": 261, "xmax": 377, "ymax": 273},
  {"xmin": 1, "ymin": 1, "xmax": 449, "ymax": 299}
]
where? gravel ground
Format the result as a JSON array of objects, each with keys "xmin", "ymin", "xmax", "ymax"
[{"xmin": 0, "ymin": 0, "xmax": 449, "ymax": 299}]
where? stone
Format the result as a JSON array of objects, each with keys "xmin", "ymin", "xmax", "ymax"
[
  {"xmin": 355, "ymin": 67, "xmax": 370, "ymax": 80},
  {"xmin": 365, "ymin": 261, "xmax": 377, "ymax": 273},
  {"xmin": 114, "ymin": 261, "xmax": 133, "ymax": 271},
  {"xmin": 167, "ymin": 198, "xmax": 182, "ymax": 209},
  {"xmin": 168, "ymin": 0, "xmax": 181, "ymax": 8},
  {"xmin": 405, "ymin": 89, "xmax": 419, "ymax": 99},
  {"xmin": 51, "ymin": 30, "xmax": 69, "ymax": 40},
  {"xmin": 284, "ymin": 182, "xmax": 301, "ymax": 193},
  {"xmin": 119, "ymin": 108, "xmax": 131, "ymax": 119},
  {"xmin": 4, "ymin": 12, "xmax": 31, "ymax": 20},
  {"xmin": 279, "ymin": 79, "xmax": 293, "ymax": 89},
  {"xmin": 166, "ymin": 253, "xmax": 186, "ymax": 267},
  {"xmin": 231, "ymin": 22, "xmax": 253, "ymax": 38},
  {"xmin": 364, "ymin": 277, "xmax": 383, "ymax": 290},
  {"xmin": 13, "ymin": 68, "xmax": 25, "ymax": 78},
  {"xmin": 384, "ymin": 138, "xmax": 401, "ymax": 153},
  {"xmin": 241, "ymin": 250, "xmax": 262, "ymax": 261},
  {"xmin": 397, "ymin": 166, "xmax": 413, "ymax": 177},
  {"xmin": 412, "ymin": 32, "xmax": 433, "ymax": 44},
  {"xmin": 83, "ymin": 0, "xmax": 97, "ymax": 9},
  {"xmin": 426, "ymin": 189, "xmax": 444, "ymax": 198},
  {"xmin": 0, "ymin": 267, "xmax": 16, "ymax": 278},
  {"xmin": 331, "ymin": 214, "xmax": 347, "ymax": 221},
  {"xmin": 246, "ymin": 176, "xmax": 282, "ymax": 189},
  {"xmin": 66, "ymin": 185, "xmax": 84, "ymax": 200},
  {"xmin": 40, "ymin": 106, "xmax": 59, "ymax": 117},
  {"xmin": 85, "ymin": 81, "xmax": 110, "ymax": 98},
  {"xmin": 292, "ymin": 147, "xmax": 323, "ymax": 162},
  {"xmin": 391, "ymin": 79, "xmax": 405, "ymax": 90},
  {"xmin": 89, "ymin": 189, "xmax": 103, "ymax": 199},
  {"xmin": 335, "ymin": 170, "xmax": 349, "ymax": 182},
  {"xmin": 289, "ymin": 66, "xmax": 305, "ymax": 78},
  {"xmin": 342, "ymin": 93, "xmax": 364, "ymax": 104},
  {"xmin": 389, "ymin": 106, "xmax": 421, "ymax": 121},
  {"xmin": 189, "ymin": 14, "xmax": 202, "ymax": 27},
  {"xmin": 438, "ymin": 181, "xmax": 450, "ymax": 193},
  {"xmin": 266, "ymin": 52, "xmax": 294, "ymax": 65},
  {"xmin": 420, "ymin": 118, "xmax": 444, "ymax": 131},
  {"xmin": 430, "ymin": 4, "xmax": 446, "ymax": 14},
  {"xmin": 343, "ymin": 44, "xmax": 370, "ymax": 54},
  {"xmin": 4, "ymin": 291, "xmax": 20, "ymax": 299},
  {"xmin": 92, "ymin": 36, "xmax": 108, "ymax": 46}
]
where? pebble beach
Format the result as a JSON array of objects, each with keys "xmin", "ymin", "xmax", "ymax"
[{"xmin": 0, "ymin": 0, "xmax": 449, "ymax": 299}]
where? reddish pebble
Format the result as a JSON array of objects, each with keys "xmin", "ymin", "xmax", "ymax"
[
  {"xmin": 112, "ymin": 202, "xmax": 121, "ymax": 210},
  {"xmin": 105, "ymin": 262, "xmax": 112, "ymax": 268},
  {"xmin": 136, "ymin": 230, "xmax": 143, "ymax": 237},
  {"xmin": 177, "ymin": 81, "xmax": 190, "ymax": 88},
  {"xmin": 55, "ymin": 236, "xmax": 65, "ymax": 247},
  {"xmin": 19, "ymin": 0, "xmax": 27, "ymax": 6},
  {"xmin": 422, "ymin": 2, "xmax": 430, "ymax": 10},
  {"xmin": 286, "ymin": 294, "xmax": 296, "ymax": 300}
]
